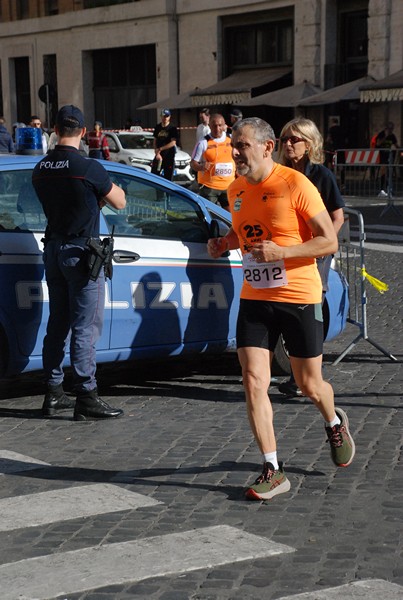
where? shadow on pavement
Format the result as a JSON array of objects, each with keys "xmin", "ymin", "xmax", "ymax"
[{"xmin": 1, "ymin": 458, "xmax": 326, "ymax": 501}]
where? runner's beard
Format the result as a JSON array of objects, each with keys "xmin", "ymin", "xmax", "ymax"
[{"xmin": 235, "ymin": 162, "xmax": 250, "ymax": 176}]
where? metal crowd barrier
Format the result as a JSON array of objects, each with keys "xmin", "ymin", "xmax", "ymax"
[
  {"xmin": 334, "ymin": 147, "xmax": 403, "ymax": 217},
  {"xmin": 332, "ymin": 207, "xmax": 397, "ymax": 365}
]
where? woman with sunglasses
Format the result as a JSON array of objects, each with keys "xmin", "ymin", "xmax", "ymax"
[{"xmin": 277, "ymin": 117, "xmax": 345, "ymax": 398}]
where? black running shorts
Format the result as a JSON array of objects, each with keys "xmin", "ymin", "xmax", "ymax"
[{"xmin": 236, "ymin": 299, "xmax": 324, "ymax": 358}]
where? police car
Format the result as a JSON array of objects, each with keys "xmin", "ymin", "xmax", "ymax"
[{"xmin": 0, "ymin": 156, "xmax": 348, "ymax": 378}]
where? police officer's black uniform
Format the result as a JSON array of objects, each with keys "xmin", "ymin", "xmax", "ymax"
[{"xmin": 32, "ymin": 105, "xmax": 123, "ymax": 420}]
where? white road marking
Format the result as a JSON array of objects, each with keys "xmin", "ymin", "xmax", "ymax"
[
  {"xmin": 349, "ymin": 240, "xmax": 403, "ymax": 253},
  {"xmin": 364, "ymin": 232, "xmax": 403, "ymax": 242},
  {"xmin": 348, "ymin": 223, "xmax": 403, "ymax": 247},
  {"xmin": 364, "ymin": 241, "xmax": 403, "ymax": 253},
  {"xmin": 277, "ymin": 579, "xmax": 403, "ymax": 599},
  {"xmin": 364, "ymin": 224, "xmax": 403, "ymax": 233},
  {"xmin": 0, "ymin": 450, "xmax": 50, "ymax": 474},
  {"xmin": 2, "ymin": 457, "xmax": 399, "ymax": 600},
  {"xmin": 0, "ymin": 525, "xmax": 294, "ymax": 599},
  {"xmin": 0, "ymin": 483, "xmax": 161, "ymax": 532}
]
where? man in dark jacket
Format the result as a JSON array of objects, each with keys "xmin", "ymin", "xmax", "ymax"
[
  {"xmin": 32, "ymin": 105, "xmax": 126, "ymax": 420},
  {"xmin": 0, "ymin": 118, "xmax": 14, "ymax": 153}
]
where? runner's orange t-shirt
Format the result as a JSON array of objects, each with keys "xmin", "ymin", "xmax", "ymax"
[
  {"xmin": 228, "ymin": 163, "xmax": 327, "ymax": 304},
  {"xmin": 198, "ymin": 136, "xmax": 235, "ymax": 190}
]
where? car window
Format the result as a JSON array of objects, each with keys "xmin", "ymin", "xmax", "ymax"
[
  {"xmin": 103, "ymin": 173, "xmax": 209, "ymax": 242},
  {"xmin": 206, "ymin": 207, "xmax": 232, "ymax": 237},
  {"xmin": 118, "ymin": 134, "xmax": 154, "ymax": 150},
  {"xmin": 0, "ymin": 169, "xmax": 46, "ymax": 232},
  {"xmin": 106, "ymin": 135, "xmax": 118, "ymax": 152}
]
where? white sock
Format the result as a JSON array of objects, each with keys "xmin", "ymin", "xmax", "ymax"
[
  {"xmin": 263, "ymin": 452, "xmax": 279, "ymax": 470},
  {"xmin": 326, "ymin": 415, "xmax": 341, "ymax": 428}
]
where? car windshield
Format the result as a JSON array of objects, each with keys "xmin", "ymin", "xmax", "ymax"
[{"xmin": 117, "ymin": 134, "xmax": 154, "ymax": 150}]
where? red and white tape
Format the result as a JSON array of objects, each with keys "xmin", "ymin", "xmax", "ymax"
[{"xmin": 344, "ymin": 150, "xmax": 380, "ymax": 165}]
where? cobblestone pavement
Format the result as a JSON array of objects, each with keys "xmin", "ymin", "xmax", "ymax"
[{"xmin": 0, "ymin": 201, "xmax": 401, "ymax": 599}]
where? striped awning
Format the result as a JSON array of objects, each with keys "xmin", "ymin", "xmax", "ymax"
[
  {"xmin": 359, "ymin": 70, "xmax": 403, "ymax": 103},
  {"xmin": 189, "ymin": 68, "xmax": 291, "ymax": 107},
  {"xmin": 299, "ymin": 76, "xmax": 375, "ymax": 106}
]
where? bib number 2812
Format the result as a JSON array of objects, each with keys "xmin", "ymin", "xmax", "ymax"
[{"xmin": 242, "ymin": 254, "xmax": 287, "ymax": 289}]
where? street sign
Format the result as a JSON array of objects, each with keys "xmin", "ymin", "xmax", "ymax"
[{"xmin": 38, "ymin": 84, "xmax": 55, "ymax": 103}]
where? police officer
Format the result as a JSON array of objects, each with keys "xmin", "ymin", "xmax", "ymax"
[{"xmin": 32, "ymin": 105, "xmax": 126, "ymax": 420}]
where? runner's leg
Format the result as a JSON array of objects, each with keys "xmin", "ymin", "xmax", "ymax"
[{"xmin": 237, "ymin": 346, "xmax": 276, "ymax": 454}]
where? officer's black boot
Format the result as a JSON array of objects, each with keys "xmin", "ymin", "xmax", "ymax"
[
  {"xmin": 73, "ymin": 388, "xmax": 124, "ymax": 421},
  {"xmin": 42, "ymin": 384, "xmax": 75, "ymax": 417}
]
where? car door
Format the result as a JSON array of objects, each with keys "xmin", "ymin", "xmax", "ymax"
[
  {"xmin": 0, "ymin": 166, "xmax": 47, "ymax": 373},
  {"xmin": 0, "ymin": 162, "xmax": 111, "ymax": 375},
  {"xmin": 104, "ymin": 133, "xmax": 120, "ymax": 163},
  {"xmin": 102, "ymin": 167, "xmax": 242, "ymax": 360}
]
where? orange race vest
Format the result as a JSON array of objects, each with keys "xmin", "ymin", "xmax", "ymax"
[{"xmin": 198, "ymin": 135, "xmax": 235, "ymax": 190}]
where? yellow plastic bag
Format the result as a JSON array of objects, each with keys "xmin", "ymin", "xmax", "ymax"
[{"xmin": 361, "ymin": 268, "xmax": 389, "ymax": 294}]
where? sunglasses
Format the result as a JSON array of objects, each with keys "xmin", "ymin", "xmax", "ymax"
[{"xmin": 280, "ymin": 135, "xmax": 305, "ymax": 145}]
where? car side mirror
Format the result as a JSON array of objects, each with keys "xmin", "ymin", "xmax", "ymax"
[{"xmin": 209, "ymin": 219, "xmax": 219, "ymax": 239}]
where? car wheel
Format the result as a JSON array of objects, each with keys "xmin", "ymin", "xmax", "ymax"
[{"xmin": 272, "ymin": 335, "xmax": 291, "ymax": 376}]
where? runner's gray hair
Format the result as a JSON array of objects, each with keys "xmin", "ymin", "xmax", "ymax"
[{"xmin": 232, "ymin": 117, "xmax": 276, "ymax": 144}]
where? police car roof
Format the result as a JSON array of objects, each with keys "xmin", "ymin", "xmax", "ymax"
[{"xmin": 0, "ymin": 154, "xmax": 44, "ymax": 166}]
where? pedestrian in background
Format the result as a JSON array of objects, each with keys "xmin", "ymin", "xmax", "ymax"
[
  {"xmin": 86, "ymin": 121, "xmax": 110, "ymax": 160},
  {"xmin": 227, "ymin": 108, "xmax": 243, "ymax": 135},
  {"xmin": 49, "ymin": 124, "xmax": 88, "ymax": 156},
  {"xmin": 47, "ymin": 126, "xmax": 58, "ymax": 151},
  {"xmin": 196, "ymin": 108, "xmax": 211, "ymax": 142},
  {"xmin": 324, "ymin": 117, "xmax": 347, "ymax": 190},
  {"xmin": 325, "ymin": 117, "xmax": 345, "ymax": 154},
  {"xmin": 277, "ymin": 117, "xmax": 345, "ymax": 397},
  {"xmin": 190, "ymin": 113, "xmax": 235, "ymax": 210},
  {"xmin": 207, "ymin": 117, "xmax": 355, "ymax": 501},
  {"xmin": 375, "ymin": 122, "xmax": 399, "ymax": 197},
  {"xmin": 0, "ymin": 117, "xmax": 14, "ymax": 153},
  {"xmin": 152, "ymin": 109, "xmax": 178, "ymax": 180},
  {"xmin": 29, "ymin": 115, "xmax": 49, "ymax": 153},
  {"xmin": 32, "ymin": 105, "xmax": 126, "ymax": 421}
]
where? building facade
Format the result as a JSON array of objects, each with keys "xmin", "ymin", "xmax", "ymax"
[{"xmin": 0, "ymin": 0, "xmax": 401, "ymax": 153}]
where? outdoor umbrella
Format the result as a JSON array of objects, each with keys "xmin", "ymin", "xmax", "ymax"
[
  {"xmin": 137, "ymin": 90, "xmax": 196, "ymax": 110},
  {"xmin": 240, "ymin": 80, "xmax": 321, "ymax": 107},
  {"xmin": 360, "ymin": 70, "xmax": 403, "ymax": 102},
  {"xmin": 299, "ymin": 76, "xmax": 375, "ymax": 106}
]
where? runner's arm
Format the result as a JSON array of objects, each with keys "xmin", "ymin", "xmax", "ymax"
[
  {"xmin": 253, "ymin": 209, "xmax": 338, "ymax": 262},
  {"xmin": 207, "ymin": 226, "xmax": 239, "ymax": 258}
]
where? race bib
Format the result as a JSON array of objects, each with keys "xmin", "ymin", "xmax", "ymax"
[
  {"xmin": 242, "ymin": 253, "xmax": 288, "ymax": 289},
  {"xmin": 215, "ymin": 162, "xmax": 233, "ymax": 177}
]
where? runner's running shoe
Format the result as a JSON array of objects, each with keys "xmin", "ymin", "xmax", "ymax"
[
  {"xmin": 325, "ymin": 407, "xmax": 355, "ymax": 467},
  {"xmin": 245, "ymin": 462, "xmax": 291, "ymax": 501}
]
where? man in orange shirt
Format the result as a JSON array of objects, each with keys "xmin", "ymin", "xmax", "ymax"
[
  {"xmin": 190, "ymin": 113, "xmax": 235, "ymax": 210},
  {"xmin": 208, "ymin": 117, "xmax": 355, "ymax": 501}
]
